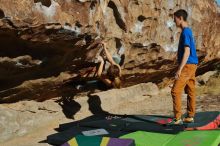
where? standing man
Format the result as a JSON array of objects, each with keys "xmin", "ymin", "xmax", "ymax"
[{"xmin": 169, "ymin": 9, "xmax": 198, "ymax": 125}]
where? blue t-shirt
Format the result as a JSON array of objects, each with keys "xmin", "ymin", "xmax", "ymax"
[{"xmin": 178, "ymin": 27, "xmax": 198, "ymax": 64}]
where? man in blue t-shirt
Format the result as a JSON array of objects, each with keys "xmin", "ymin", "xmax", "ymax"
[{"xmin": 169, "ymin": 9, "xmax": 198, "ymax": 125}]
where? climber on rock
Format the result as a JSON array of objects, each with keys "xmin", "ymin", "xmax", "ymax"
[
  {"xmin": 96, "ymin": 41, "xmax": 122, "ymax": 89},
  {"xmin": 76, "ymin": 40, "xmax": 122, "ymax": 90}
]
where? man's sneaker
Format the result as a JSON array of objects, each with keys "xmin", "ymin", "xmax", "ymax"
[
  {"xmin": 183, "ymin": 117, "xmax": 194, "ymax": 123},
  {"xmin": 167, "ymin": 118, "xmax": 183, "ymax": 125}
]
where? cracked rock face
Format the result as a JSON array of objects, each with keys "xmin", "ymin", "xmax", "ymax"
[{"xmin": 0, "ymin": 0, "xmax": 219, "ymax": 102}]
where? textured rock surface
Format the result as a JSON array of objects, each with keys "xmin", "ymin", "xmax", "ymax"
[
  {"xmin": 0, "ymin": 1, "xmax": 219, "ymax": 145},
  {"xmin": 196, "ymin": 70, "xmax": 217, "ymax": 85},
  {"xmin": 0, "ymin": 100, "xmax": 71, "ymax": 143},
  {"xmin": 0, "ymin": 0, "xmax": 219, "ymax": 102}
]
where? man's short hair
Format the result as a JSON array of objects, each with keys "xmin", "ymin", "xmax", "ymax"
[{"xmin": 174, "ymin": 9, "xmax": 188, "ymax": 21}]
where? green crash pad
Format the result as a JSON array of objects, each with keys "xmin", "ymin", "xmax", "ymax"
[
  {"xmin": 121, "ymin": 130, "xmax": 220, "ymax": 146},
  {"xmin": 121, "ymin": 131, "xmax": 174, "ymax": 146}
]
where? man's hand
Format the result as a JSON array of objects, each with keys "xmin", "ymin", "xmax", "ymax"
[
  {"xmin": 175, "ymin": 69, "xmax": 182, "ymax": 80},
  {"xmin": 175, "ymin": 46, "xmax": 190, "ymax": 79}
]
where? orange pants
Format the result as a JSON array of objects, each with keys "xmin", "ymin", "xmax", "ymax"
[{"xmin": 171, "ymin": 64, "xmax": 197, "ymax": 119}]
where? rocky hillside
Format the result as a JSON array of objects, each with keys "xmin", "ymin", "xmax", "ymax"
[{"xmin": 0, "ymin": 0, "xmax": 219, "ymax": 102}]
